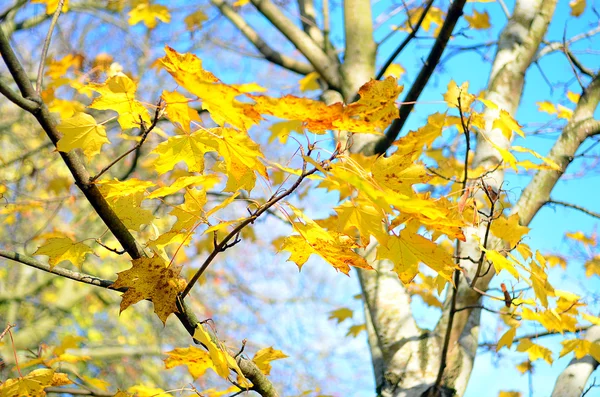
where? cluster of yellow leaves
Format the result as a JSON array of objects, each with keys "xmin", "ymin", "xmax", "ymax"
[{"xmin": 0, "ymin": 369, "xmax": 72, "ymax": 397}]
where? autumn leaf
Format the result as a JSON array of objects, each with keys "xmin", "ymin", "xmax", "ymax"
[
  {"xmin": 496, "ymin": 326, "xmax": 517, "ymax": 352},
  {"xmin": 34, "ymin": 237, "xmax": 94, "ymax": 269},
  {"xmin": 299, "ymin": 72, "xmax": 320, "ymax": 92},
  {"xmin": 252, "ymin": 347, "xmax": 288, "ymax": 375},
  {"xmin": 268, "ymin": 120, "xmax": 303, "ymax": 144},
  {"xmin": 128, "ymin": 385, "xmax": 170, "ymax": 397},
  {"xmin": 161, "ymin": 90, "xmax": 201, "ymax": 132},
  {"xmin": 112, "ymin": 255, "xmax": 186, "ymax": 324},
  {"xmin": 376, "ymin": 230, "xmax": 455, "ymax": 284},
  {"xmin": 498, "ymin": 392, "xmax": 521, "ymax": 397},
  {"xmin": 479, "ymin": 98, "xmax": 525, "ymax": 138},
  {"xmin": 346, "ymin": 324, "xmax": 366, "ymax": 337},
  {"xmin": 151, "ymin": 130, "xmax": 216, "ymax": 175},
  {"xmin": 334, "ymin": 199, "xmax": 387, "ymax": 246},
  {"xmin": 31, "ymin": 0, "xmax": 69, "ymax": 14},
  {"xmin": 278, "ymin": 206, "xmax": 372, "ymax": 274},
  {"xmin": 444, "ymin": 80, "xmax": 475, "ymax": 109},
  {"xmin": 164, "ymin": 345, "xmax": 216, "ymax": 379},
  {"xmin": 184, "ymin": 10, "xmax": 208, "ymax": 31},
  {"xmin": 88, "ymin": 74, "xmax": 151, "ymax": 130},
  {"xmin": 566, "ymin": 231, "xmax": 596, "ymax": 246},
  {"xmin": 481, "ymin": 248, "xmax": 520, "ymax": 279},
  {"xmin": 490, "ymin": 213, "xmax": 530, "ymax": 248},
  {"xmin": 383, "ymin": 64, "xmax": 405, "ymax": 79},
  {"xmin": 585, "ymin": 255, "xmax": 600, "ymax": 277},
  {"xmin": 464, "ymin": 10, "xmax": 490, "ymax": 29},
  {"xmin": 146, "ymin": 175, "xmax": 220, "ymax": 199},
  {"xmin": 516, "ymin": 338, "xmax": 553, "ymax": 364},
  {"xmin": 537, "ymin": 101, "xmax": 556, "ymax": 114},
  {"xmin": 128, "ymin": 1, "xmax": 171, "ymax": 28},
  {"xmin": 56, "ymin": 113, "xmax": 109, "ymax": 159},
  {"xmin": 0, "ymin": 369, "xmax": 72, "ymax": 397},
  {"xmin": 570, "ymin": 0, "xmax": 586, "ymax": 16},
  {"xmin": 328, "ymin": 308, "xmax": 353, "ymax": 324}
]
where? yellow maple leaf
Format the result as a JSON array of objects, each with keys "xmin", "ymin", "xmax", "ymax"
[
  {"xmin": 496, "ymin": 326, "xmax": 517, "ymax": 352},
  {"xmin": 268, "ymin": 120, "xmax": 303, "ymax": 144},
  {"xmin": 566, "ymin": 231, "xmax": 596, "ymax": 246},
  {"xmin": 346, "ymin": 323, "xmax": 366, "ymax": 337},
  {"xmin": 490, "ymin": 213, "xmax": 530, "ymax": 248},
  {"xmin": 556, "ymin": 104, "xmax": 573, "ymax": 120},
  {"xmin": 97, "ymin": 188, "xmax": 154, "ymax": 231},
  {"xmin": 112, "ymin": 255, "xmax": 186, "ymax": 324},
  {"xmin": 252, "ymin": 347, "xmax": 288, "ymax": 375},
  {"xmin": 147, "ymin": 175, "xmax": 220, "ymax": 199},
  {"xmin": 128, "ymin": 385, "xmax": 170, "ymax": 397},
  {"xmin": 95, "ymin": 178, "xmax": 155, "ymax": 198},
  {"xmin": 335, "ymin": 199, "xmax": 387, "ymax": 246},
  {"xmin": 150, "ymin": 130, "xmax": 216, "ymax": 175},
  {"xmin": 372, "ymin": 151, "xmax": 431, "ymax": 196},
  {"xmin": 45, "ymin": 53, "xmax": 83, "ymax": 80},
  {"xmin": 511, "ymin": 146, "xmax": 561, "ymax": 171},
  {"xmin": 383, "ymin": 64, "xmax": 405, "ymax": 79},
  {"xmin": 479, "ymin": 98, "xmax": 524, "ymax": 138},
  {"xmin": 299, "ymin": 72, "xmax": 320, "ymax": 92},
  {"xmin": 193, "ymin": 325, "xmax": 249, "ymax": 384},
  {"xmin": 444, "ymin": 80, "xmax": 475, "ymax": 108},
  {"xmin": 56, "ymin": 112, "xmax": 110, "ymax": 159},
  {"xmin": 169, "ymin": 188, "xmax": 207, "ymax": 232},
  {"xmin": 516, "ymin": 360, "xmax": 532, "ymax": 374},
  {"xmin": 481, "ymin": 248, "xmax": 520, "ymax": 279},
  {"xmin": 585, "ymin": 255, "xmax": 600, "ymax": 277},
  {"xmin": 537, "ymin": 101, "xmax": 556, "ymax": 114},
  {"xmin": 464, "ymin": 10, "xmax": 491, "ymax": 29},
  {"xmin": 399, "ymin": 6, "xmax": 444, "ymax": 32},
  {"xmin": 377, "ymin": 230, "xmax": 455, "ymax": 284},
  {"xmin": 278, "ymin": 206, "xmax": 373, "ymax": 274},
  {"xmin": 567, "ymin": 91, "xmax": 580, "ymax": 103},
  {"xmin": 128, "ymin": 2, "xmax": 171, "ymax": 28},
  {"xmin": 159, "ymin": 47, "xmax": 261, "ymax": 130},
  {"xmin": 161, "ymin": 90, "xmax": 201, "ymax": 132},
  {"xmin": 498, "ymin": 392, "xmax": 521, "ymax": 397},
  {"xmin": 184, "ymin": 10, "xmax": 208, "ymax": 31},
  {"xmin": 516, "ymin": 338, "xmax": 553, "ymax": 364},
  {"xmin": 328, "ymin": 308, "xmax": 353, "ymax": 324},
  {"xmin": 31, "ymin": 0, "xmax": 69, "ymax": 14},
  {"xmin": 164, "ymin": 345, "xmax": 216, "ymax": 379},
  {"xmin": 47, "ymin": 98, "xmax": 86, "ymax": 119},
  {"xmin": 88, "ymin": 74, "xmax": 151, "ymax": 130},
  {"xmin": 0, "ymin": 369, "xmax": 72, "ymax": 397},
  {"xmin": 34, "ymin": 237, "xmax": 94, "ymax": 269},
  {"xmin": 570, "ymin": 0, "xmax": 586, "ymax": 16}
]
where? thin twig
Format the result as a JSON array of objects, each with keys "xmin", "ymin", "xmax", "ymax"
[
  {"xmin": 180, "ymin": 149, "xmax": 338, "ymax": 299},
  {"xmin": 36, "ymin": 0, "xmax": 65, "ymax": 94},
  {"xmin": 0, "ymin": 323, "xmax": 15, "ymax": 342},
  {"xmin": 545, "ymin": 199, "xmax": 600, "ymax": 220},
  {"xmin": 479, "ymin": 325, "xmax": 591, "ymax": 348},
  {"xmin": 374, "ymin": 0, "xmax": 435, "ymax": 81},
  {"xmin": 373, "ymin": 0, "xmax": 468, "ymax": 155}
]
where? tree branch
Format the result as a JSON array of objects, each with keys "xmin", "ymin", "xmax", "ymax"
[
  {"xmin": 249, "ymin": 0, "xmax": 341, "ymax": 89},
  {"xmin": 36, "ymin": 0, "xmax": 64, "ymax": 93},
  {"xmin": 211, "ymin": 0, "xmax": 314, "ymax": 75},
  {"xmin": 371, "ymin": 0, "xmax": 468, "ymax": 156},
  {"xmin": 545, "ymin": 198, "xmax": 600, "ymax": 220}
]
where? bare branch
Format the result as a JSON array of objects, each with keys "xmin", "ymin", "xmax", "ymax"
[
  {"xmin": 371, "ymin": 0, "xmax": 468, "ymax": 155},
  {"xmin": 545, "ymin": 198, "xmax": 600, "ymax": 220},
  {"xmin": 211, "ymin": 0, "xmax": 314, "ymax": 75},
  {"xmin": 36, "ymin": 0, "xmax": 65, "ymax": 93},
  {"xmin": 249, "ymin": 0, "xmax": 341, "ymax": 89}
]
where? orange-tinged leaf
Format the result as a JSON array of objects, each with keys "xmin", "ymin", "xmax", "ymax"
[
  {"xmin": 570, "ymin": 0, "xmax": 586, "ymax": 16},
  {"xmin": 516, "ymin": 338, "xmax": 553, "ymax": 364},
  {"xmin": 278, "ymin": 206, "xmax": 372, "ymax": 274},
  {"xmin": 464, "ymin": 10, "xmax": 490, "ymax": 29},
  {"xmin": 161, "ymin": 90, "xmax": 200, "ymax": 132},
  {"xmin": 34, "ymin": 237, "xmax": 94, "ymax": 269},
  {"xmin": 496, "ymin": 326, "xmax": 517, "ymax": 352},
  {"xmin": 299, "ymin": 72, "xmax": 320, "ymax": 92},
  {"xmin": 112, "ymin": 255, "xmax": 186, "ymax": 324},
  {"xmin": 56, "ymin": 113, "xmax": 109, "ymax": 159},
  {"xmin": 328, "ymin": 308, "xmax": 353, "ymax": 324},
  {"xmin": 376, "ymin": 230, "xmax": 455, "ymax": 283},
  {"xmin": 88, "ymin": 74, "xmax": 151, "ymax": 129},
  {"xmin": 252, "ymin": 347, "xmax": 288, "ymax": 375},
  {"xmin": 0, "ymin": 369, "xmax": 72, "ymax": 397},
  {"xmin": 128, "ymin": 2, "xmax": 171, "ymax": 28},
  {"xmin": 164, "ymin": 345, "xmax": 215, "ymax": 379},
  {"xmin": 490, "ymin": 214, "xmax": 530, "ymax": 248}
]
